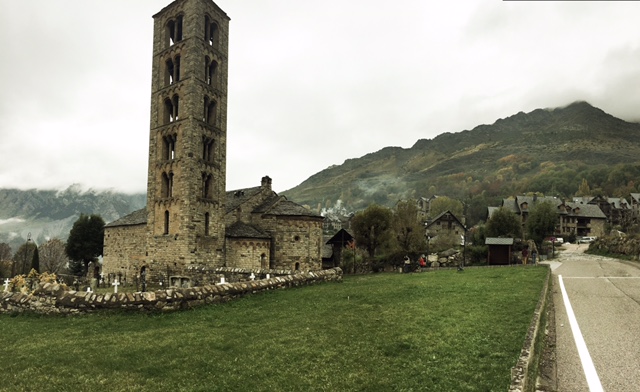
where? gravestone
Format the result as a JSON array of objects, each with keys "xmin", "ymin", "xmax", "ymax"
[
  {"xmin": 3, "ymin": 278, "xmax": 9, "ymax": 292},
  {"xmin": 112, "ymin": 279, "xmax": 120, "ymax": 294}
]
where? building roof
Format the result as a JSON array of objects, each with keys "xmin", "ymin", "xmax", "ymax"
[
  {"xmin": 499, "ymin": 195, "xmax": 606, "ymax": 219},
  {"xmin": 105, "ymin": 208, "xmax": 147, "ymax": 228},
  {"xmin": 258, "ymin": 198, "xmax": 322, "ymax": 218},
  {"xmin": 225, "ymin": 186, "xmax": 267, "ymax": 214},
  {"xmin": 425, "ymin": 210, "xmax": 466, "ymax": 230},
  {"xmin": 225, "ymin": 221, "xmax": 271, "ymax": 239},
  {"xmin": 485, "ymin": 237, "xmax": 514, "ymax": 245},
  {"xmin": 325, "ymin": 228, "xmax": 354, "ymax": 245},
  {"xmin": 608, "ymin": 197, "xmax": 629, "ymax": 209}
]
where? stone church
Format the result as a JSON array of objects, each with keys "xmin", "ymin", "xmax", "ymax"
[{"xmin": 101, "ymin": 0, "xmax": 323, "ymax": 286}]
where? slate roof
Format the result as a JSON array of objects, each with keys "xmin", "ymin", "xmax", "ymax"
[
  {"xmin": 425, "ymin": 210, "xmax": 466, "ymax": 230},
  {"xmin": 564, "ymin": 202, "xmax": 606, "ymax": 218},
  {"xmin": 225, "ymin": 186, "xmax": 266, "ymax": 214},
  {"xmin": 500, "ymin": 196, "xmax": 606, "ymax": 219},
  {"xmin": 485, "ymin": 237, "xmax": 514, "ymax": 245},
  {"xmin": 225, "ymin": 221, "xmax": 271, "ymax": 239},
  {"xmin": 608, "ymin": 197, "xmax": 629, "ymax": 209},
  {"xmin": 255, "ymin": 197, "xmax": 322, "ymax": 218},
  {"xmin": 105, "ymin": 208, "xmax": 147, "ymax": 227},
  {"xmin": 325, "ymin": 228, "xmax": 354, "ymax": 245}
]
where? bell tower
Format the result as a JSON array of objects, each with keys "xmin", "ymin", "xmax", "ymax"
[{"xmin": 146, "ymin": 0, "xmax": 229, "ymax": 269}]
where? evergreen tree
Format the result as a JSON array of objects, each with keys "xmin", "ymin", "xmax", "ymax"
[
  {"xmin": 66, "ymin": 214, "xmax": 105, "ymax": 276},
  {"xmin": 30, "ymin": 245, "xmax": 40, "ymax": 273}
]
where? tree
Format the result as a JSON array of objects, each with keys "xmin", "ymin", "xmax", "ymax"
[
  {"xmin": 351, "ymin": 204, "xmax": 393, "ymax": 260},
  {"xmin": 0, "ymin": 242, "xmax": 12, "ymax": 261},
  {"xmin": 30, "ymin": 245, "xmax": 40, "ymax": 273},
  {"xmin": 39, "ymin": 238, "xmax": 68, "ymax": 274},
  {"xmin": 486, "ymin": 207, "xmax": 522, "ymax": 238},
  {"xmin": 576, "ymin": 178, "xmax": 591, "ymax": 197},
  {"xmin": 13, "ymin": 241, "xmax": 37, "ymax": 276},
  {"xmin": 66, "ymin": 214, "xmax": 105, "ymax": 275},
  {"xmin": 429, "ymin": 196, "xmax": 463, "ymax": 219},
  {"xmin": 525, "ymin": 202, "xmax": 557, "ymax": 246},
  {"xmin": 392, "ymin": 200, "xmax": 425, "ymax": 254}
]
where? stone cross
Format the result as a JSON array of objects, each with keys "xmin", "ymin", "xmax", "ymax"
[
  {"xmin": 249, "ymin": 273, "xmax": 255, "ymax": 281},
  {"xmin": 3, "ymin": 278, "xmax": 10, "ymax": 292},
  {"xmin": 112, "ymin": 279, "xmax": 120, "ymax": 294}
]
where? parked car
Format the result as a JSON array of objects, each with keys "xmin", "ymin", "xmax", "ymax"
[{"xmin": 578, "ymin": 236, "xmax": 596, "ymax": 244}]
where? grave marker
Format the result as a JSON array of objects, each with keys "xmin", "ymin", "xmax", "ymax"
[{"xmin": 112, "ymin": 279, "xmax": 120, "ymax": 294}]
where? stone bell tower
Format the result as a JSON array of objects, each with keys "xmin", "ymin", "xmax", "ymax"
[{"xmin": 145, "ymin": 0, "xmax": 229, "ymax": 270}]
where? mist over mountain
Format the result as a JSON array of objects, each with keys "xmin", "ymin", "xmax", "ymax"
[
  {"xmin": 0, "ymin": 185, "xmax": 145, "ymax": 251},
  {"xmin": 282, "ymin": 101, "xmax": 640, "ymax": 221}
]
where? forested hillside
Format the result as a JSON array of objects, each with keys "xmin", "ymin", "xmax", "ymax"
[{"xmin": 283, "ymin": 101, "xmax": 640, "ymax": 224}]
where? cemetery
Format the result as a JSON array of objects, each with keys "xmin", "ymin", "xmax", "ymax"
[{"xmin": 0, "ymin": 267, "xmax": 342, "ymax": 314}]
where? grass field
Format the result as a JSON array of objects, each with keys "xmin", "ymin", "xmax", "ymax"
[{"xmin": 0, "ymin": 267, "xmax": 547, "ymax": 392}]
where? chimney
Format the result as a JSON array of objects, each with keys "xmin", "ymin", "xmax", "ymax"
[{"xmin": 261, "ymin": 176, "xmax": 272, "ymax": 190}]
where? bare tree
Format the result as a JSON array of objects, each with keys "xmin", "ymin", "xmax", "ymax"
[
  {"xmin": 0, "ymin": 242, "xmax": 12, "ymax": 261},
  {"xmin": 39, "ymin": 238, "xmax": 68, "ymax": 274}
]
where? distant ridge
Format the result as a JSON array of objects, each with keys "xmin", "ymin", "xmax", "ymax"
[
  {"xmin": 0, "ymin": 186, "xmax": 145, "ymax": 251},
  {"xmin": 282, "ymin": 101, "xmax": 640, "ymax": 222}
]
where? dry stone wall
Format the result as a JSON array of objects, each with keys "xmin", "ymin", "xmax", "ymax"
[{"xmin": 1, "ymin": 268, "xmax": 342, "ymax": 315}]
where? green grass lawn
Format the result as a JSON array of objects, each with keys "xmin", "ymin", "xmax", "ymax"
[{"xmin": 0, "ymin": 267, "xmax": 547, "ymax": 392}]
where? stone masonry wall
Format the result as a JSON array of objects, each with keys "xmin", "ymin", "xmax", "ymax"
[
  {"xmin": 0, "ymin": 268, "xmax": 342, "ymax": 315},
  {"xmin": 102, "ymin": 223, "xmax": 147, "ymax": 277}
]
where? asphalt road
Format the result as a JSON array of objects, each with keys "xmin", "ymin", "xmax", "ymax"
[{"xmin": 548, "ymin": 243, "xmax": 640, "ymax": 391}]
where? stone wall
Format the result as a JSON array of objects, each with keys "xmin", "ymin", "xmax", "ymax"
[
  {"xmin": 225, "ymin": 238, "xmax": 270, "ymax": 269},
  {"xmin": 0, "ymin": 268, "xmax": 342, "ymax": 315},
  {"xmin": 588, "ymin": 235, "xmax": 640, "ymax": 258},
  {"xmin": 102, "ymin": 223, "xmax": 146, "ymax": 278},
  {"xmin": 266, "ymin": 217, "xmax": 323, "ymax": 271}
]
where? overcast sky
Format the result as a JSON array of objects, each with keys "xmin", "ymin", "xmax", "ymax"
[{"xmin": 1, "ymin": 0, "xmax": 639, "ymax": 195}]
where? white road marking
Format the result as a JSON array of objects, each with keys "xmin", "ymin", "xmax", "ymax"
[
  {"xmin": 558, "ymin": 275, "xmax": 604, "ymax": 392},
  {"xmin": 563, "ymin": 277, "xmax": 640, "ymax": 279}
]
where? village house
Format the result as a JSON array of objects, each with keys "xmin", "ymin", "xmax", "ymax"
[
  {"xmin": 497, "ymin": 195, "xmax": 606, "ymax": 238},
  {"xmin": 101, "ymin": 0, "xmax": 323, "ymax": 287},
  {"xmin": 425, "ymin": 210, "xmax": 466, "ymax": 244}
]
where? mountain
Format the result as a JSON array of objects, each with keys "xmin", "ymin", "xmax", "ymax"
[
  {"xmin": 282, "ymin": 101, "xmax": 640, "ymax": 219},
  {"xmin": 0, "ymin": 185, "xmax": 145, "ymax": 251}
]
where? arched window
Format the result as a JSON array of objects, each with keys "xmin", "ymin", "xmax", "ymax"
[
  {"xmin": 164, "ymin": 210, "xmax": 170, "ymax": 235},
  {"xmin": 162, "ymin": 172, "xmax": 174, "ymax": 198},
  {"xmin": 204, "ymin": 16, "xmax": 219, "ymax": 47},
  {"xmin": 261, "ymin": 254, "xmax": 268, "ymax": 269},
  {"xmin": 165, "ymin": 56, "xmax": 181, "ymax": 86},
  {"xmin": 202, "ymin": 136, "xmax": 214, "ymax": 163},
  {"xmin": 204, "ymin": 212, "xmax": 210, "ymax": 236},
  {"xmin": 205, "ymin": 57, "xmax": 217, "ymax": 86},
  {"xmin": 172, "ymin": 95, "xmax": 179, "ymax": 121},
  {"xmin": 204, "ymin": 97, "xmax": 216, "ymax": 125},
  {"xmin": 163, "ymin": 134, "xmax": 176, "ymax": 160},
  {"xmin": 166, "ymin": 16, "xmax": 183, "ymax": 47},
  {"xmin": 202, "ymin": 173, "xmax": 212, "ymax": 199},
  {"xmin": 163, "ymin": 95, "xmax": 179, "ymax": 124}
]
